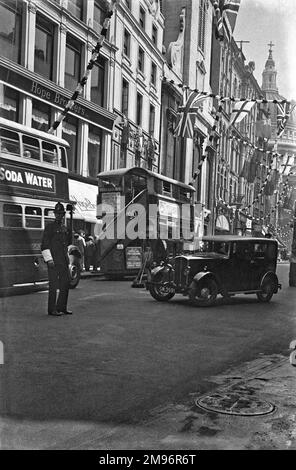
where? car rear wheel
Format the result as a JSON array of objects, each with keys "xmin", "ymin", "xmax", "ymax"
[
  {"xmin": 256, "ymin": 277, "xmax": 275, "ymax": 302},
  {"xmin": 149, "ymin": 283, "xmax": 176, "ymax": 302},
  {"xmin": 189, "ymin": 278, "xmax": 218, "ymax": 307}
]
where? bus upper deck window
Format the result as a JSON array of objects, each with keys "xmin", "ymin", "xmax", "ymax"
[
  {"xmin": 59, "ymin": 147, "xmax": 67, "ymax": 168},
  {"xmin": 25, "ymin": 206, "xmax": 42, "ymax": 228},
  {"xmin": 3, "ymin": 204, "xmax": 23, "ymax": 228},
  {"xmin": 42, "ymin": 141, "xmax": 58, "ymax": 165},
  {"xmin": 22, "ymin": 135, "xmax": 40, "ymax": 160},
  {"xmin": 0, "ymin": 129, "xmax": 20, "ymax": 155},
  {"xmin": 163, "ymin": 181, "xmax": 171, "ymax": 195}
]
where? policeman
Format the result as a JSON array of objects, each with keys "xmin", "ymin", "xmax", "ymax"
[{"xmin": 41, "ymin": 202, "xmax": 73, "ymax": 316}]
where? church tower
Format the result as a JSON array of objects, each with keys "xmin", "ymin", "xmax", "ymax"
[{"xmin": 262, "ymin": 42, "xmax": 278, "ymax": 94}]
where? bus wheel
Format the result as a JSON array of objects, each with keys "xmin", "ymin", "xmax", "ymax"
[
  {"xmin": 69, "ymin": 262, "xmax": 81, "ymax": 289},
  {"xmin": 189, "ymin": 278, "xmax": 218, "ymax": 307},
  {"xmin": 149, "ymin": 284, "xmax": 175, "ymax": 301}
]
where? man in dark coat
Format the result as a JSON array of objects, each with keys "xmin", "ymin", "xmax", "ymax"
[{"xmin": 41, "ymin": 202, "xmax": 73, "ymax": 316}]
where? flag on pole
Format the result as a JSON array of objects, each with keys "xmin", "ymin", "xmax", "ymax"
[
  {"xmin": 228, "ymin": 100, "xmax": 256, "ymax": 127},
  {"xmin": 214, "ymin": 0, "xmax": 241, "ymax": 42},
  {"xmin": 174, "ymin": 91, "xmax": 210, "ymax": 138}
]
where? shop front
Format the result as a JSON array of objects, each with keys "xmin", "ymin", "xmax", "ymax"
[{"xmin": 68, "ymin": 178, "xmax": 98, "ymax": 237}]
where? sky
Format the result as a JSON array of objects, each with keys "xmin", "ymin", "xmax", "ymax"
[{"xmin": 234, "ymin": 0, "xmax": 296, "ymax": 101}]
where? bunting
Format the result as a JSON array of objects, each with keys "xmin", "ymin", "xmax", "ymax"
[{"xmin": 162, "ymin": 77, "xmax": 290, "ymax": 105}]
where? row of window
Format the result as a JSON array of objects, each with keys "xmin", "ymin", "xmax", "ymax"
[
  {"xmin": 121, "ymin": 79, "xmax": 155, "ymax": 129},
  {"xmin": 0, "ymin": 127, "xmax": 67, "ymax": 168},
  {"xmin": 0, "ymin": 2, "xmax": 105, "ymax": 106},
  {"xmin": 123, "ymin": 28, "xmax": 158, "ymax": 82},
  {"xmin": 55, "ymin": 0, "xmax": 159, "ymax": 47},
  {"xmin": 2, "ymin": 203, "xmax": 56, "ymax": 229}
]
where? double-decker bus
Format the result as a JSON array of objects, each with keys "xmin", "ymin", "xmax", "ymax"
[
  {"xmin": 96, "ymin": 167, "xmax": 196, "ymax": 279},
  {"xmin": 0, "ymin": 117, "xmax": 81, "ymax": 294}
]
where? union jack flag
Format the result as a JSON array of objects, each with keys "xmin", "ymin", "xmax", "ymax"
[
  {"xmin": 280, "ymin": 154, "xmax": 294, "ymax": 175},
  {"xmin": 214, "ymin": 0, "xmax": 241, "ymax": 42},
  {"xmin": 174, "ymin": 91, "xmax": 210, "ymax": 138},
  {"xmin": 277, "ymin": 102, "xmax": 291, "ymax": 138}
]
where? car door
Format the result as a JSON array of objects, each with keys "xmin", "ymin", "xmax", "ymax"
[
  {"xmin": 231, "ymin": 242, "xmax": 253, "ymax": 291},
  {"xmin": 249, "ymin": 242, "xmax": 270, "ymax": 289}
]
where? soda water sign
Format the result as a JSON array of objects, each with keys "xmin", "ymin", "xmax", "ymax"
[{"xmin": 0, "ymin": 163, "xmax": 55, "ymax": 193}]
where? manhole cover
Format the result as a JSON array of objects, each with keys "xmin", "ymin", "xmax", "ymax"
[{"xmin": 196, "ymin": 392, "xmax": 275, "ymax": 416}]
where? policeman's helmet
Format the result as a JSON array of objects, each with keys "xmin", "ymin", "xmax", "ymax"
[{"xmin": 54, "ymin": 202, "xmax": 66, "ymax": 215}]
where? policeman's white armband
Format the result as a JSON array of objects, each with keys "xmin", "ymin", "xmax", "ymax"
[{"xmin": 42, "ymin": 249, "xmax": 53, "ymax": 263}]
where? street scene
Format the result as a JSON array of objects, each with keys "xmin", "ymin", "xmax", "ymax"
[{"xmin": 1, "ymin": 0, "xmax": 296, "ymax": 455}]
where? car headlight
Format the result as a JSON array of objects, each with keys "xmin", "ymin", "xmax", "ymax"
[{"xmin": 184, "ymin": 266, "xmax": 191, "ymax": 275}]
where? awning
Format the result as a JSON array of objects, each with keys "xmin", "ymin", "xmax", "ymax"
[
  {"xmin": 68, "ymin": 179, "xmax": 97, "ymax": 223},
  {"xmin": 216, "ymin": 215, "xmax": 230, "ymax": 232}
]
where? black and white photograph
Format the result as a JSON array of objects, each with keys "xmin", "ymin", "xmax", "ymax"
[{"xmin": 0, "ymin": 0, "xmax": 296, "ymax": 456}]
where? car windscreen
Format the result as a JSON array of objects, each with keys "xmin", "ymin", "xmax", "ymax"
[{"xmin": 198, "ymin": 241, "xmax": 230, "ymax": 255}]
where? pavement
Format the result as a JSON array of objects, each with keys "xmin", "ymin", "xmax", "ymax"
[{"xmin": 1, "ymin": 349, "xmax": 295, "ymax": 450}]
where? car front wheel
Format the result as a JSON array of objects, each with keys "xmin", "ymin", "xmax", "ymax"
[
  {"xmin": 149, "ymin": 283, "xmax": 176, "ymax": 301},
  {"xmin": 256, "ymin": 277, "xmax": 276, "ymax": 302},
  {"xmin": 189, "ymin": 278, "xmax": 218, "ymax": 307}
]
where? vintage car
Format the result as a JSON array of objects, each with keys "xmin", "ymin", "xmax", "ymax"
[{"xmin": 146, "ymin": 236, "xmax": 281, "ymax": 307}]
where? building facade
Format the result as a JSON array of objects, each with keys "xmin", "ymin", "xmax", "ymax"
[
  {"xmin": 261, "ymin": 44, "xmax": 296, "ymax": 246},
  {"xmin": 210, "ymin": 32, "xmax": 264, "ymax": 236},
  {"xmin": 160, "ymin": 0, "xmax": 216, "ymax": 237},
  {"xmin": 110, "ymin": 0, "xmax": 164, "ymax": 173}
]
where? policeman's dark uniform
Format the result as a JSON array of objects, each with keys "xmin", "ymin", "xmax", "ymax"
[{"xmin": 41, "ymin": 202, "xmax": 72, "ymax": 315}]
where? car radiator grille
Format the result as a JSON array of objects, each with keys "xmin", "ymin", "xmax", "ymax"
[{"xmin": 174, "ymin": 257, "xmax": 188, "ymax": 287}]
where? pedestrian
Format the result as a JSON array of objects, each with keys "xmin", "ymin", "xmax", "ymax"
[
  {"xmin": 73, "ymin": 230, "xmax": 86, "ymax": 270},
  {"xmin": 85, "ymin": 235, "xmax": 96, "ymax": 271},
  {"xmin": 93, "ymin": 235, "xmax": 101, "ymax": 271},
  {"xmin": 41, "ymin": 202, "xmax": 73, "ymax": 316}
]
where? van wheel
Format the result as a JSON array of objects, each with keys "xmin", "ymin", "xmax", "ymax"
[
  {"xmin": 256, "ymin": 277, "xmax": 275, "ymax": 302},
  {"xmin": 149, "ymin": 284, "xmax": 175, "ymax": 301},
  {"xmin": 189, "ymin": 278, "xmax": 218, "ymax": 307},
  {"xmin": 69, "ymin": 262, "xmax": 81, "ymax": 289}
]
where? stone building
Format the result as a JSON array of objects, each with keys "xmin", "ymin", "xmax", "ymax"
[
  {"xmin": 160, "ymin": 0, "xmax": 216, "ymax": 236},
  {"xmin": 210, "ymin": 27, "xmax": 263, "ymax": 235},
  {"xmin": 111, "ymin": 0, "xmax": 164, "ymax": 173}
]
